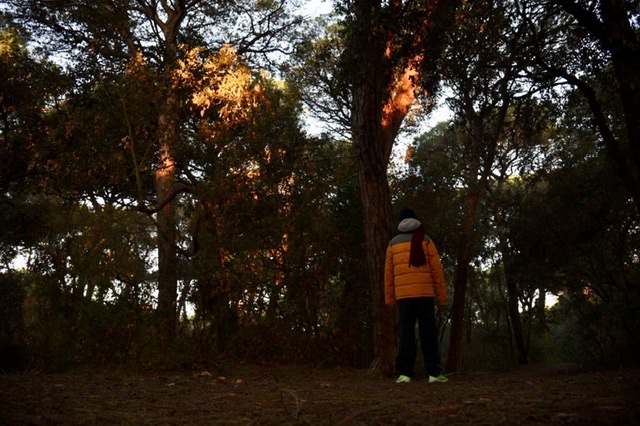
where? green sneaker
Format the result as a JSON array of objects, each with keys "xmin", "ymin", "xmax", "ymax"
[
  {"xmin": 395, "ymin": 375, "xmax": 411, "ymax": 383},
  {"xmin": 428, "ymin": 374, "xmax": 448, "ymax": 383}
]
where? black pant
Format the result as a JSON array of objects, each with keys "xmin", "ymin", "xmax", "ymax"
[{"xmin": 396, "ymin": 297, "xmax": 444, "ymax": 378}]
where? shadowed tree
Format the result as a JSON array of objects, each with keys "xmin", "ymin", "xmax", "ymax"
[
  {"xmin": 519, "ymin": 0, "xmax": 640, "ymax": 207},
  {"xmin": 8, "ymin": 0, "xmax": 300, "ymax": 347},
  {"xmin": 438, "ymin": 0, "xmax": 532, "ymax": 372}
]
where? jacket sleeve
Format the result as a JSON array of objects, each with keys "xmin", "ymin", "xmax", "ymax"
[
  {"xmin": 384, "ymin": 245, "xmax": 396, "ymax": 305},
  {"xmin": 426, "ymin": 241, "xmax": 448, "ymax": 306}
]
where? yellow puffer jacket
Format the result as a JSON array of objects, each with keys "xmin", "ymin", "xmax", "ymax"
[{"xmin": 384, "ymin": 218, "xmax": 448, "ymax": 306}]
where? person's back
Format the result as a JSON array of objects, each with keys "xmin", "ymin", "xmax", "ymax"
[
  {"xmin": 384, "ymin": 208, "xmax": 448, "ymax": 384},
  {"xmin": 385, "ymin": 215, "xmax": 447, "ymax": 307}
]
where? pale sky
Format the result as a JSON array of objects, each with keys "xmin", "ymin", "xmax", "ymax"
[{"xmin": 300, "ymin": 0, "xmax": 334, "ymax": 17}]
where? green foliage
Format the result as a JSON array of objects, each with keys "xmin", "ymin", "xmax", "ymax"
[
  {"xmin": 394, "ymin": 122, "xmax": 465, "ymax": 252},
  {"xmin": 1, "ymin": 198, "xmax": 157, "ymax": 371},
  {"xmin": 548, "ymin": 280, "xmax": 640, "ymax": 369},
  {"xmin": 180, "ymin": 134, "xmax": 371, "ymax": 368},
  {"xmin": 286, "ymin": 18, "xmax": 351, "ymax": 136},
  {"xmin": 21, "ymin": 277, "xmax": 150, "ymax": 370}
]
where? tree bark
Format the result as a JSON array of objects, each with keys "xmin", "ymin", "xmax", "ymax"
[{"xmin": 351, "ymin": 67, "xmax": 397, "ymax": 372}]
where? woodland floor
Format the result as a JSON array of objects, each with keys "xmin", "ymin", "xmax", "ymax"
[{"xmin": 1, "ymin": 363, "xmax": 639, "ymax": 425}]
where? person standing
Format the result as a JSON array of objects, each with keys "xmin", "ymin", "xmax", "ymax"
[{"xmin": 384, "ymin": 208, "xmax": 448, "ymax": 383}]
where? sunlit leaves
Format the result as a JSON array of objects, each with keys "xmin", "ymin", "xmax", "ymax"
[{"xmin": 177, "ymin": 44, "xmax": 262, "ymax": 133}]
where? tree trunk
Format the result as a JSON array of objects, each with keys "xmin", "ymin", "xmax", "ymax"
[
  {"xmin": 347, "ymin": 0, "xmax": 396, "ymax": 375},
  {"xmin": 351, "ymin": 80, "xmax": 396, "ymax": 374},
  {"xmin": 446, "ymin": 193, "xmax": 478, "ymax": 372},
  {"xmin": 144, "ymin": 4, "xmax": 187, "ymax": 348},
  {"xmin": 506, "ymin": 276, "xmax": 528, "ymax": 364},
  {"xmin": 155, "ymin": 99, "xmax": 179, "ymax": 346},
  {"xmin": 356, "ymin": 154, "xmax": 396, "ymax": 374},
  {"xmin": 446, "ymin": 76, "xmax": 509, "ymax": 369},
  {"xmin": 492, "ymin": 186, "xmax": 528, "ymax": 364},
  {"xmin": 447, "ymin": 106, "xmax": 486, "ymax": 372},
  {"xmin": 350, "ymin": 53, "xmax": 419, "ymax": 376}
]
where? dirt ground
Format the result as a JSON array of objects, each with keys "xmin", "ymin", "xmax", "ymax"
[{"xmin": 1, "ymin": 363, "xmax": 639, "ymax": 425}]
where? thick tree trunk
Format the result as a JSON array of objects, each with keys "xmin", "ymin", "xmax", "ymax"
[
  {"xmin": 348, "ymin": 0, "xmax": 397, "ymax": 375},
  {"xmin": 361, "ymin": 194, "xmax": 396, "ymax": 374},
  {"xmin": 602, "ymin": 0, "xmax": 640, "ymax": 206},
  {"xmin": 350, "ymin": 53, "xmax": 418, "ymax": 376},
  {"xmin": 352, "ymin": 59, "xmax": 396, "ymax": 374},
  {"xmin": 351, "ymin": 82, "xmax": 396, "ymax": 374}
]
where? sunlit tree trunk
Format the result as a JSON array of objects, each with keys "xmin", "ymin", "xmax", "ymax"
[
  {"xmin": 140, "ymin": 4, "xmax": 187, "ymax": 346},
  {"xmin": 155, "ymin": 99, "xmax": 179, "ymax": 345}
]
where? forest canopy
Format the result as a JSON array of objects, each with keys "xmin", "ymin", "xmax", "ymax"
[{"xmin": 1, "ymin": 0, "xmax": 639, "ymax": 373}]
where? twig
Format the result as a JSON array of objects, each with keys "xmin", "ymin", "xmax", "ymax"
[{"xmin": 280, "ymin": 388, "xmax": 302, "ymax": 418}]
